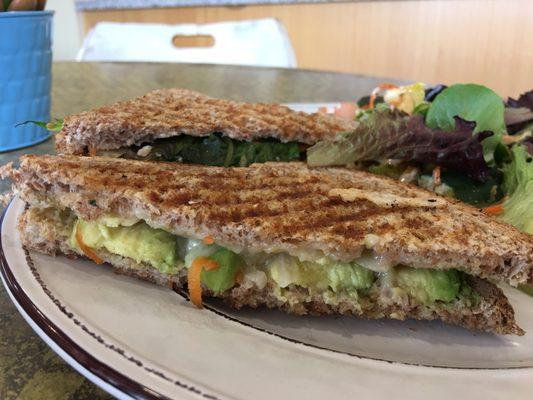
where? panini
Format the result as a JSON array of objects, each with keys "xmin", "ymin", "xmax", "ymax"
[
  {"xmin": 5, "ymin": 155, "xmax": 532, "ymax": 335},
  {"xmin": 55, "ymin": 88, "xmax": 355, "ymax": 166}
]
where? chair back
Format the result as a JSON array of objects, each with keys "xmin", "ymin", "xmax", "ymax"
[{"xmin": 77, "ymin": 19, "xmax": 297, "ymax": 68}]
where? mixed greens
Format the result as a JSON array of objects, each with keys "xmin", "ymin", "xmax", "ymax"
[{"xmin": 309, "ymin": 83, "xmax": 532, "ymax": 210}]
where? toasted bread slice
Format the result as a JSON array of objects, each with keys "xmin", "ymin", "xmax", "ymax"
[
  {"xmin": 55, "ymin": 88, "xmax": 356, "ymax": 155},
  {"xmin": 18, "ymin": 206, "xmax": 523, "ymax": 335},
  {"xmin": 8, "ymin": 155, "xmax": 532, "ymax": 287}
]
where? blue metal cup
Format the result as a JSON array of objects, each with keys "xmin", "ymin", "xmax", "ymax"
[{"xmin": 0, "ymin": 10, "xmax": 53, "ymax": 152}]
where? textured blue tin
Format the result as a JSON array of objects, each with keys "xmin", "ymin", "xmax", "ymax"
[{"xmin": 0, "ymin": 11, "xmax": 53, "ymax": 152}]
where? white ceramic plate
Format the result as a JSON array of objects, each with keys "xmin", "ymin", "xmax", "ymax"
[{"xmin": 1, "ymin": 103, "xmax": 532, "ymax": 399}]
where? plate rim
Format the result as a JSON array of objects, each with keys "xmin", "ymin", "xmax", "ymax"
[
  {"xmin": 0, "ymin": 199, "xmax": 220, "ymax": 400},
  {"xmin": 0, "ymin": 269, "xmax": 134, "ymax": 400}
]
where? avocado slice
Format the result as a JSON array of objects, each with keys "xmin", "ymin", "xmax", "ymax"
[
  {"xmin": 327, "ymin": 262, "xmax": 375, "ymax": 292},
  {"xmin": 72, "ymin": 219, "xmax": 180, "ymax": 274},
  {"xmin": 201, "ymin": 248, "xmax": 243, "ymax": 293},
  {"xmin": 397, "ymin": 267, "xmax": 461, "ymax": 304}
]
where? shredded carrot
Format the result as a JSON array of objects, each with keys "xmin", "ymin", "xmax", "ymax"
[
  {"xmin": 432, "ymin": 166, "xmax": 441, "ymax": 186},
  {"xmin": 75, "ymin": 225, "xmax": 104, "ymax": 265},
  {"xmin": 235, "ymin": 269, "xmax": 244, "ymax": 285},
  {"xmin": 369, "ymin": 83, "xmax": 399, "ymax": 109},
  {"xmin": 188, "ymin": 257, "xmax": 219, "ymax": 308},
  {"xmin": 202, "ymin": 235, "xmax": 215, "ymax": 245},
  {"xmin": 482, "ymin": 203, "xmax": 505, "ymax": 216}
]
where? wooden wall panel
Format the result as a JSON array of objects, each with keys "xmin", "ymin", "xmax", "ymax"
[{"xmin": 81, "ymin": 0, "xmax": 533, "ymax": 96}]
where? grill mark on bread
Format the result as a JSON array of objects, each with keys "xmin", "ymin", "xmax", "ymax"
[
  {"xmin": 173, "ymin": 195, "xmax": 398, "ymax": 227},
  {"xmin": 285, "ymin": 205, "xmax": 406, "ymax": 233},
  {"xmin": 72, "ymin": 166, "xmax": 431, "ymax": 209},
  {"xmin": 55, "ymin": 88, "xmax": 357, "ymax": 155}
]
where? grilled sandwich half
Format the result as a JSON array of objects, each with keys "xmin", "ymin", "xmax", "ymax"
[
  {"xmin": 55, "ymin": 88, "xmax": 355, "ymax": 166},
  {"xmin": 5, "ymin": 155, "xmax": 532, "ymax": 335}
]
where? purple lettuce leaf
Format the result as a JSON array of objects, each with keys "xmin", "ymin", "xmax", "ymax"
[
  {"xmin": 521, "ymin": 137, "xmax": 533, "ymax": 155},
  {"xmin": 307, "ymin": 108, "xmax": 492, "ymax": 182},
  {"xmin": 507, "ymin": 90, "xmax": 533, "ymax": 109},
  {"xmin": 505, "ymin": 90, "xmax": 533, "ymax": 134}
]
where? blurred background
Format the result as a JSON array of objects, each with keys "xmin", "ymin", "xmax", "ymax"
[{"xmin": 34, "ymin": 0, "xmax": 533, "ymax": 96}]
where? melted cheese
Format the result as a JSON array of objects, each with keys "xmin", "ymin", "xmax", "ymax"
[{"xmin": 328, "ymin": 188, "xmax": 446, "ymax": 208}]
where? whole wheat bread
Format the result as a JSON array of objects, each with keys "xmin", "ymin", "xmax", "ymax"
[{"xmin": 55, "ymin": 88, "xmax": 357, "ymax": 155}]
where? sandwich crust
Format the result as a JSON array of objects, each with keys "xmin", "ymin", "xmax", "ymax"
[
  {"xmin": 55, "ymin": 88, "xmax": 357, "ymax": 155},
  {"xmin": 18, "ymin": 206, "xmax": 524, "ymax": 335},
  {"xmin": 9, "ymin": 155, "xmax": 533, "ymax": 287}
]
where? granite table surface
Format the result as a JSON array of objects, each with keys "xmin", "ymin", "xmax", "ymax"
[{"xmin": 0, "ymin": 61, "xmax": 403, "ymax": 399}]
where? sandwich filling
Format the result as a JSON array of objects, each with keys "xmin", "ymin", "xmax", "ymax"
[
  {"xmin": 69, "ymin": 216, "xmax": 480, "ymax": 309},
  {"xmin": 100, "ymin": 134, "xmax": 303, "ymax": 167}
]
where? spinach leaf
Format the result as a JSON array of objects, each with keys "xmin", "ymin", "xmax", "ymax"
[
  {"xmin": 439, "ymin": 170, "xmax": 503, "ymax": 207},
  {"xmin": 412, "ymin": 102, "xmax": 430, "ymax": 117},
  {"xmin": 426, "ymin": 84, "xmax": 506, "ymax": 163},
  {"xmin": 232, "ymin": 139, "xmax": 300, "ymax": 166},
  {"xmin": 135, "ymin": 134, "xmax": 301, "ymax": 167}
]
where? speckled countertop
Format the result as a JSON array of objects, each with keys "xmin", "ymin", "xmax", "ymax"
[{"xmin": 0, "ymin": 62, "xmax": 402, "ymax": 399}]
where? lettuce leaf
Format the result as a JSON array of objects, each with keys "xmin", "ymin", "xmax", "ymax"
[
  {"xmin": 15, "ymin": 119, "xmax": 64, "ymax": 132},
  {"xmin": 426, "ymin": 84, "xmax": 505, "ymax": 163},
  {"xmin": 307, "ymin": 108, "xmax": 492, "ymax": 181},
  {"xmin": 499, "ymin": 145, "xmax": 533, "ymax": 234},
  {"xmin": 505, "ymin": 90, "xmax": 533, "ymax": 134}
]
